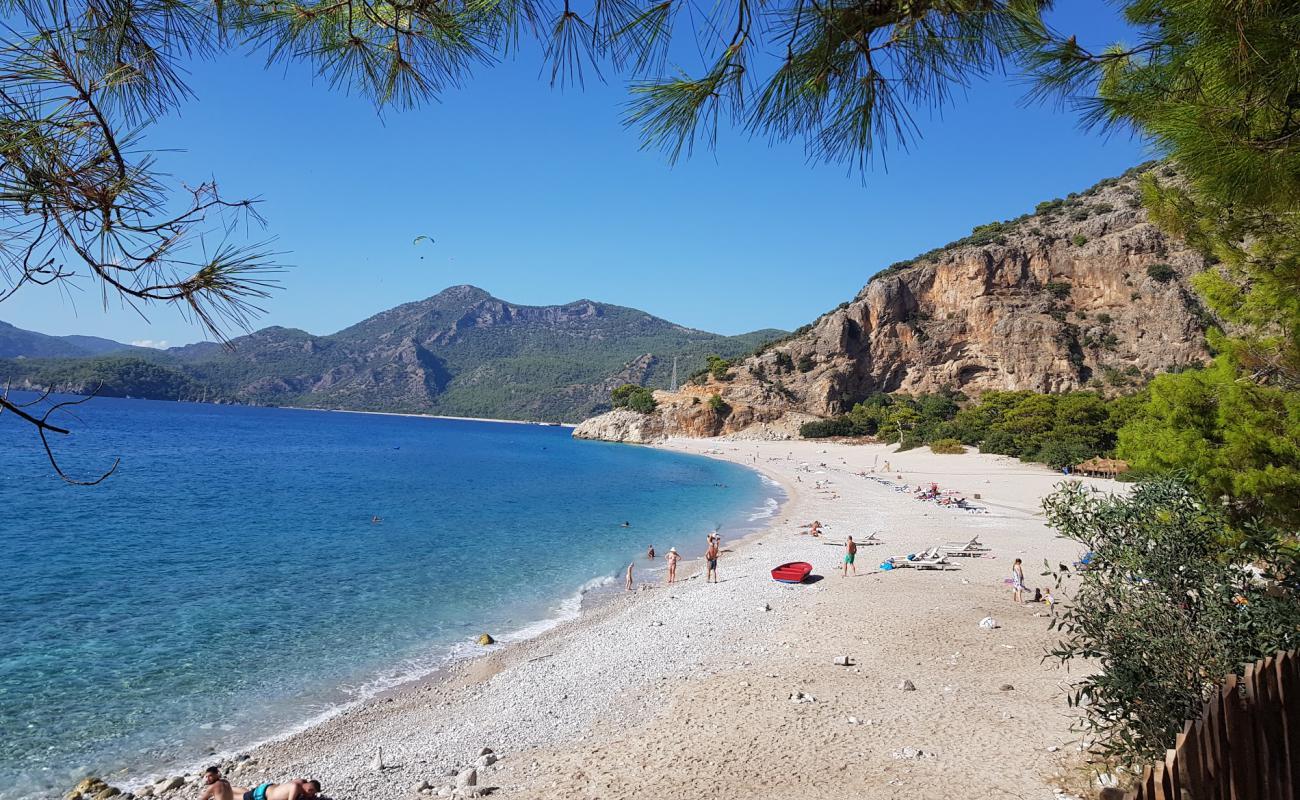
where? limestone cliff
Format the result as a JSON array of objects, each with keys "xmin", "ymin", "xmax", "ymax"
[{"xmin": 577, "ymin": 164, "xmax": 1213, "ymax": 441}]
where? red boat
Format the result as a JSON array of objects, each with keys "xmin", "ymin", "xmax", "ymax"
[{"xmin": 771, "ymin": 561, "xmax": 813, "ymax": 583}]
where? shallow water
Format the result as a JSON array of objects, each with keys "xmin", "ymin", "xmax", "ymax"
[{"xmin": 0, "ymin": 397, "xmax": 778, "ymax": 799}]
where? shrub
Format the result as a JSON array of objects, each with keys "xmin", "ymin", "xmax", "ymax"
[
  {"xmin": 626, "ymin": 388, "xmax": 657, "ymax": 414},
  {"xmin": 929, "ymin": 438, "xmax": 965, "ymax": 454},
  {"xmin": 1036, "ymin": 198, "xmax": 1064, "ymax": 215},
  {"xmin": 796, "ymin": 354, "xmax": 816, "ymax": 372},
  {"xmin": 800, "ymin": 418, "xmax": 854, "ymax": 438},
  {"xmin": 610, "ymin": 384, "xmax": 640, "ymax": 408},
  {"xmin": 1069, "ymin": 208, "xmax": 1091, "ymax": 222},
  {"xmin": 1043, "ymin": 480, "xmax": 1300, "ymax": 765},
  {"xmin": 706, "ymin": 355, "xmax": 732, "ymax": 381},
  {"xmin": 1045, "ymin": 281, "xmax": 1072, "ymax": 299},
  {"xmin": 773, "ymin": 352, "xmax": 794, "ymax": 372},
  {"xmin": 707, "ymin": 393, "xmax": 731, "ymax": 417},
  {"xmin": 1146, "ymin": 263, "xmax": 1176, "ymax": 283},
  {"xmin": 1096, "ymin": 313, "xmax": 1112, "ymax": 324},
  {"xmin": 1092, "ymin": 203, "xmax": 1115, "ymax": 214},
  {"xmin": 1071, "ymin": 234, "xmax": 1088, "ymax": 247}
]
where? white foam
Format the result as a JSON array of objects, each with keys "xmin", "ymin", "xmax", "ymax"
[{"xmin": 747, "ymin": 496, "xmax": 780, "ymax": 522}]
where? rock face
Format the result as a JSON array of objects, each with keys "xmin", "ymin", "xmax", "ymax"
[{"xmin": 575, "ymin": 165, "xmax": 1214, "ymax": 441}]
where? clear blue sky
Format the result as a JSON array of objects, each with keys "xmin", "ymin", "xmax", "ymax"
[{"xmin": 8, "ymin": 3, "xmax": 1153, "ymax": 347}]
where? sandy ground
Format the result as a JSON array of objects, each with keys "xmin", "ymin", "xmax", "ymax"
[{"xmin": 149, "ymin": 439, "xmax": 1118, "ymax": 800}]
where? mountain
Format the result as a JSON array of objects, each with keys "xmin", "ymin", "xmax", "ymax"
[
  {"xmin": 0, "ymin": 288, "xmax": 785, "ymax": 422},
  {"xmin": 0, "ymin": 321, "xmax": 140, "ymax": 359},
  {"xmin": 575, "ymin": 163, "xmax": 1216, "ymax": 441}
]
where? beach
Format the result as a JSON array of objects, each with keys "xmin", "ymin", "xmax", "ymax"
[{"xmin": 130, "ymin": 438, "xmax": 1117, "ymax": 800}]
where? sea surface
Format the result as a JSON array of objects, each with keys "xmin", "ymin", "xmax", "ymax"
[{"xmin": 0, "ymin": 396, "xmax": 780, "ymax": 799}]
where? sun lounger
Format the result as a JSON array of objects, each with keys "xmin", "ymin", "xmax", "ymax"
[
  {"xmin": 942, "ymin": 538, "xmax": 990, "ymax": 557},
  {"xmin": 911, "ymin": 555, "xmax": 951, "ymax": 570}
]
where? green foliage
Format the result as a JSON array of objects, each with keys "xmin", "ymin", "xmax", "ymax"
[
  {"xmin": 626, "ymin": 388, "xmax": 657, "ymax": 414},
  {"xmin": 1043, "ymin": 479, "xmax": 1300, "ymax": 765},
  {"xmin": 0, "ymin": 356, "xmax": 210, "ymax": 401},
  {"xmin": 1116, "ymin": 359, "xmax": 1300, "ymax": 530},
  {"xmin": 796, "ymin": 354, "xmax": 816, "ymax": 373},
  {"xmin": 800, "ymin": 418, "xmax": 855, "ymax": 438},
  {"xmin": 610, "ymin": 384, "xmax": 640, "ymax": 407},
  {"xmin": 1096, "ymin": 313, "xmax": 1112, "ymax": 324},
  {"xmin": 1045, "ymin": 281, "xmax": 1072, "ymax": 299},
  {"xmin": 1036, "ymin": 198, "xmax": 1064, "ymax": 215},
  {"xmin": 706, "ymin": 355, "xmax": 732, "ymax": 381},
  {"xmin": 773, "ymin": 352, "xmax": 795, "ymax": 372},
  {"xmin": 707, "ymin": 393, "xmax": 731, "ymax": 417},
  {"xmin": 929, "ymin": 438, "xmax": 965, "ymax": 454},
  {"xmin": 1071, "ymin": 234, "xmax": 1088, "ymax": 247},
  {"xmin": 1146, "ymin": 263, "xmax": 1176, "ymax": 283}
]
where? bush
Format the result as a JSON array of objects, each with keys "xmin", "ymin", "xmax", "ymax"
[
  {"xmin": 796, "ymin": 354, "xmax": 816, "ymax": 372},
  {"xmin": 1036, "ymin": 198, "xmax": 1064, "ymax": 215},
  {"xmin": 773, "ymin": 352, "xmax": 794, "ymax": 372},
  {"xmin": 706, "ymin": 355, "xmax": 732, "ymax": 381},
  {"xmin": 1097, "ymin": 313, "xmax": 1112, "ymax": 324},
  {"xmin": 707, "ymin": 393, "xmax": 731, "ymax": 417},
  {"xmin": 610, "ymin": 384, "xmax": 640, "ymax": 408},
  {"xmin": 929, "ymin": 438, "xmax": 965, "ymax": 454},
  {"xmin": 626, "ymin": 388, "xmax": 657, "ymax": 414},
  {"xmin": 1043, "ymin": 479, "xmax": 1300, "ymax": 765},
  {"xmin": 800, "ymin": 418, "xmax": 854, "ymax": 438},
  {"xmin": 1045, "ymin": 281, "xmax": 1072, "ymax": 299},
  {"xmin": 1146, "ymin": 263, "xmax": 1176, "ymax": 283},
  {"xmin": 1071, "ymin": 234, "xmax": 1088, "ymax": 247}
]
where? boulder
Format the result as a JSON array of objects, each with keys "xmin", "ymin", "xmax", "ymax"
[
  {"xmin": 899, "ymin": 680, "xmax": 916, "ymax": 691},
  {"xmin": 159, "ymin": 777, "xmax": 185, "ymax": 793},
  {"xmin": 455, "ymin": 768, "xmax": 477, "ymax": 789},
  {"xmin": 92, "ymin": 788, "xmax": 121, "ymax": 800},
  {"xmin": 477, "ymin": 747, "xmax": 494, "ymax": 757},
  {"xmin": 477, "ymin": 634, "xmax": 495, "ymax": 646},
  {"xmin": 476, "ymin": 753, "xmax": 497, "ymax": 768},
  {"xmin": 73, "ymin": 779, "xmax": 105, "ymax": 795}
]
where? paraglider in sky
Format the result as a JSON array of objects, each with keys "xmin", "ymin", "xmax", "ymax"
[{"xmin": 413, "ymin": 235, "xmax": 435, "ymax": 259}]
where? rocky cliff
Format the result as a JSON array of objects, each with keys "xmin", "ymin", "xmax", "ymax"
[{"xmin": 577, "ymin": 164, "xmax": 1213, "ymax": 440}]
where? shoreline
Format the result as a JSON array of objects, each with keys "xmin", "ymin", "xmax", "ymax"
[
  {"xmin": 116, "ymin": 438, "xmax": 1118, "ymax": 800},
  {"xmin": 104, "ymin": 442, "xmax": 784, "ymax": 799},
  {"xmin": 282, "ymin": 405, "xmax": 577, "ymax": 428}
]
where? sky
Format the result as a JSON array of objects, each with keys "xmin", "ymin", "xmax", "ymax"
[{"xmin": 7, "ymin": 3, "xmax": 1154, "ymax": 347}]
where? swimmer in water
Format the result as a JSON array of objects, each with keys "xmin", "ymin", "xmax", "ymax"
[{"xmin": 647, "ymin": 545, "xmax": 656, "ymax": 559}]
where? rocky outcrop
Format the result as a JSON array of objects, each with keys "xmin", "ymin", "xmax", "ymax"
[
  {"xmin": 576, "ymin": 165, "xmax": 1214, "ymax": 442},
  {"xmin": 573, "ymin": 408, "xmax": 666, "ymax": 443}
]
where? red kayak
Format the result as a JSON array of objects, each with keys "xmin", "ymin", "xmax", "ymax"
[{"xmin": 771, "ymin": 561, "xmax": 813, "ymax": 583}]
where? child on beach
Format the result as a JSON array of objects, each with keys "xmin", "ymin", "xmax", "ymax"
[
  {"xmin": 666, "ymin": 547, "xmax": 679, "ymax": 584},
  {"xmin": 1011, "ymin": 558, "xmax": 1025, "ymax": 604},
  {"xmin": 843, "ymin": 535, "xmax": 858, "ymax": 577}
]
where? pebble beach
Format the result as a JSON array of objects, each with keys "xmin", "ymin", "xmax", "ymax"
[{"xmin": 116, "ymin": 437, "xmax": 1121, "ymax": 800}]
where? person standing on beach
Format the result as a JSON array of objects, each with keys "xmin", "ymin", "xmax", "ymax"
[
  {"xmin": 843, "ymin": 535, "xmax": 858, "ymax": 577},
  {"xmin": 1011, "ymin": 558, "xmax": 1025, "ymax": 604},
  {"xmin": 666, "ymin": 547, "xmax": 680, "ymax": 584},
  {"xmin": 625, "ymin": 561, "xmax": 635, "ymax": 591},
  {"xmin": 705, "ymin": 537, "xmax": 720, "ymax": 583}
]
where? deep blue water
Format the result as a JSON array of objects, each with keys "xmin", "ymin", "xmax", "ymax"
[{"xmin": 0, "ymin": 396, "xmax": 779, "ymax": 799}]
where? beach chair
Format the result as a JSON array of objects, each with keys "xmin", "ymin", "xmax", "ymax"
[
  {"xmin": 912, "ymin": 555, "xmax": 951, "ymax": 570},
  {"xmin": 942, "ymin": 538, "xmax": 990, "ymax": 558}
]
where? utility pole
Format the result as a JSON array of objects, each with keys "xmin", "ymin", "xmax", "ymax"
[{"xmin": 670, "ymin": 357, "xmax": 678, "ymax": 392}]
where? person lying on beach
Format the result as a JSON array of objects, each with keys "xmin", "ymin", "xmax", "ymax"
[
  {"xmin": 809, "ymin": 520, "xmax": 823, "ymax": 537},
  {"xmin": 199, "ymin": 767, "xmax": 233, "ymax": 800},
  {"xmin": 666, "ymin": 547, "xmax": 679, "ymax": 583},
  {"xmin": 230, "ymin": 779, "xmax": 322, "ymax": 800}
]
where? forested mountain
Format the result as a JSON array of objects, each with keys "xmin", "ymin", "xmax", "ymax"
[
  {"xmin": 0, "ymin": 287, "xmax": 784, "ymax": 422},
  {"xmin": 0, "ymin": 321, "xmax": 140, "ymax": 359}
]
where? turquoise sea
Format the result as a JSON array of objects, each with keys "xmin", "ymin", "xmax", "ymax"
[{"xmin": 0, "ymin": 396, "xmax": 780, "ymax": 799}]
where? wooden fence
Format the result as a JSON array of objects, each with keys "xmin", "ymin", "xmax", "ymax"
[{"xmin": 1125, "ymin": 649, "xmax": 1300, "ymax": 800}]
